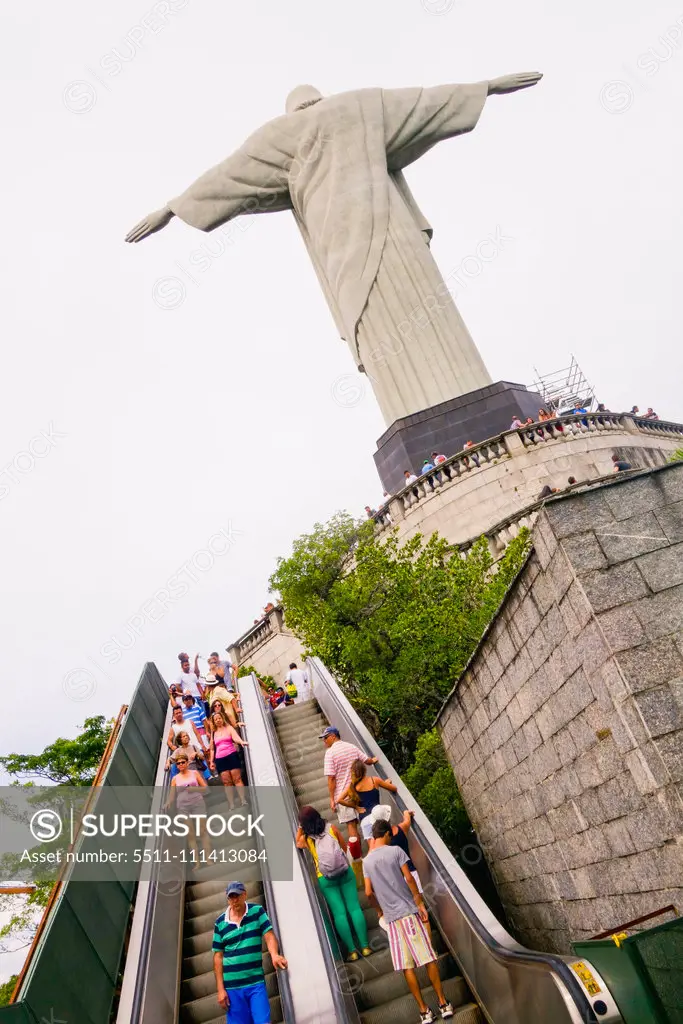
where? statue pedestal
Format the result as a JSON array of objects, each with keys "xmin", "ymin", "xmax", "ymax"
[{"xmin": 373, "ymin": 381, "xmax": 545, "ymax": 494}]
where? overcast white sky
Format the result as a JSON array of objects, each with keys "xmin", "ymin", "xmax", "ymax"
[{"xmin": 0, "ymin": 3, "xmax": 682, "ymax": 971}]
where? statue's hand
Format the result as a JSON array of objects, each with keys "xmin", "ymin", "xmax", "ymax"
[
  {"xmin": 125, "ymin": 206, "xmax": 174, "ymax": 243},
  {"xmin": 488, "ymin": 72, "xmax": 543, "ymax": 96}
]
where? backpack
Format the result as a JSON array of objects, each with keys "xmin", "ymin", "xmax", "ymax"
[{"xmin": 313, "ymin": 827, "xmax": 348, "ymax": 879}]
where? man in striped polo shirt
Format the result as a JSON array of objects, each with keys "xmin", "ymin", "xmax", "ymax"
[
  {"xmin": 181, "ymin": 693, "xmax": 208, "ymax": 749},
  {"xmin": 213, "ymin": 881, "xmax": 287, "ymax": 1023},
  {"xmin": 320, "ymin": 725, "xmax": 378, "ymax": 841}
]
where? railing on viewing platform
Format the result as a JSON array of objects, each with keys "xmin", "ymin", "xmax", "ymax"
[
  {"xmin": 228, "ymin": 606, "xmax": 287, "ymax": 666},
  {"xmin": 375, "ymin": 412, "xmax": 683, "ymax": 525}
]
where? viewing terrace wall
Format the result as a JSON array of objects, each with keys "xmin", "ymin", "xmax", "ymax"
[
  {"xmin": 228, "ymin": 605, "xmax": 304, "ymax": 680},
  {"xmin": 378, "ymin": 413, "xmax": 683, "ymax": 548}
]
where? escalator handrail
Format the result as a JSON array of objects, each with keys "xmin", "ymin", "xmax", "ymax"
[
  {"xmin": 248, "ymin": 676, "xmax": 360, "ymax": 1024},
  {"xmin": 307, "ymin": 657, "xmax": 600, "ymax": 1024},
  {"xmin": 129, "ymin": 709, "xmax": 174, "ymax": 1024},
  {"xmin": 236, "ymin": 677, "xmax": 297, "ymax": 1024}
]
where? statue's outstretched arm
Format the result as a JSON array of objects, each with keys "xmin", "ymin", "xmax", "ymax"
[
  {"xmin": 125, "ymin": 205, "xmax": 174, "ymax": 244},
  {"xmin": 488, "ymin": 72, "xmax": 543, "ymax": 95}
]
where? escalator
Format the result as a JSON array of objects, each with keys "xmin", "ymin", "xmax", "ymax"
[
  {"xmin": 253, "ymin": 657, "xmax": 623, "ymax": 1024},
  {"xmin": 273, "ymin": 697, "xmax": 482, "ymax": 1024},
  {"xmin": 115, "ymin": 659, "xmax": 621, "ymax": 1024},
  {"xmin": 178, "ymin": 824, "xmax": 284, "ymax": 1024},
  {"xmin": 119, "ymin": 676, "xmax": 343, "ymax": 1024}
]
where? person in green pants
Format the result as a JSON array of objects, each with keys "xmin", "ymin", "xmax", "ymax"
[{"xmin": 296, "ymin": 805, "xmax": 373, "ymax": 963}]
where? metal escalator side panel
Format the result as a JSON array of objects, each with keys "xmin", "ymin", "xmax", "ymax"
[
  {"xmin": 306, "ymin": 657, "xmax": 622, "ymax": 1024},
  {"xmin": 116, "ymin": 698, "xmax": 181, "ymax": 1024},
  {"xmin": 239, "ymin": 676, "xmax": 360, "ymax": 1024},
  {"xmin": 237, "ymin": 676, "xmax": 296, "ymax": 1024}
]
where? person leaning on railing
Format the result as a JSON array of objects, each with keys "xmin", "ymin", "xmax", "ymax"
[
  {"xmin": 538, "ymin": 408, "xmax": 564, "ymax": 433},
  {"xmin": 431, "ymin": 452, "xmax": 451, "ymax": 481},
  {"xmin": 403, "ymin": 469, "xmax": 419, "ymax": 500}
]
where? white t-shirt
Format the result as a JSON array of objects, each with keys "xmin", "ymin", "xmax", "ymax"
[
  {"xmin": 176, "ymin": 671, "xmax": 202, "ymax": 698},
  {"xmin": 285, "ymin": 668, "xmax": 308, "ymax": 689},
  {"xmin": 404, "ymin": 474, "xmax": 418, "ymax": 486},
  {"xmin": 171, "ymin": 719, "xmax": 202, "ymax": 746}
]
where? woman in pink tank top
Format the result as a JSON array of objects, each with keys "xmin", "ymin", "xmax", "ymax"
[
  {"xmin": 209, "ymin": 710, "xmax": 249, "ymax": 807},
  {"xmin": 169, "ymin": 751, "xmax": 211, "ymax": 863}
]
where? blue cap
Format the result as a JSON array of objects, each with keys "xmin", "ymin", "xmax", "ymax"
[
  {"xmin": 319, "ymin": 726, "xmax": 340, "ymax": 740},
  {"xmin": 226, "ymin": 881, "xmax": 246, "ymax": 896}
]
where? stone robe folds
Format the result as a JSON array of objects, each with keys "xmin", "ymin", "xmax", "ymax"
[{"xmin": 168, "ymin": 84, "xmax": 493, "ymax": 424}]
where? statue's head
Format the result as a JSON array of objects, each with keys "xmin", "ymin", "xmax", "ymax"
[{"xmin": 285, "ymin": 85, "xmax": 323, "ymax": 114}]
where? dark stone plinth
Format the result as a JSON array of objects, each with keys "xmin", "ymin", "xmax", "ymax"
[{"xmin": 374, "ymin": 381, "xmax": 545, "ymax": 494}]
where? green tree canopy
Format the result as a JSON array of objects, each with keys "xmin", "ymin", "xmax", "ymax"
[
  {"xmin": 0, "ymin": 716, "xmax": 113, "ymax": 957},
  {"xmin": 270, "ymin": 516, "xmax": 528, "ymax": 770},
  {"xmin": 0, "ymin": 715, "xmax": 112, "ymax": 787},
  {"xmin": 0, "ymin": 974, "xmax": 18, "ymax": 1007},
  {"xmin": 402, "ymin": 729, "xmax": 472, "ymax": 850}
]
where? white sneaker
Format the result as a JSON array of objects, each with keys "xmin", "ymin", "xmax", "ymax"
[
  {"xmin": 439, "ymin": 1003, "xmax": 454, "ymax": 1019},
  {"xmin": 419, "ymin": 1011, "xmax": 434, "ymax": 1023}
]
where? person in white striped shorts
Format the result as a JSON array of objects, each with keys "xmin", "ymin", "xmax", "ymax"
[{"xmin": 363, "ymin": 819, "xmax": 454, "ymax": 1022}]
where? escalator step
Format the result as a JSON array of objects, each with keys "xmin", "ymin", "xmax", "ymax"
[
  {"xmin": 182, "ymin": 949, "xmax": 276, "ymax": 984},
  {"xmin": 290, "ymin": 778, "xmax": 330, "ymax": 802},
  {"xmin": 181, "ymin": 962, "xmax": 278, "ymax": 1002},
  {"xmin": 183, "ymin": 927, "xmax": 220, "ymax": 958},
  {"xmin": 359, "ymin": 976, "xmax": 471, "ymax": 1024},
  {"xmin": 274, "ymin": 718, "xmax": 322, "ymax": 735},
  {"xmin": 355, "ymin": 951, "xmax": 456, "ymax": 1010},
  {"xmin": 275, "ymin": 725, "xmax": 326, "ymax": 746}
]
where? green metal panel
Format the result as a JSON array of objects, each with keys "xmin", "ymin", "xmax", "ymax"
[
  {"xmin": 18, "ymin": 886, "xmax": 127, "ymax": 1024},
  {"xmin": 0, "ymin": 663, "xmax": 168, "ymax": 1024},
  {"xmin": 573, "ymin": 919, "xmax": 683, "ymax": 1024},
  {"xmin": 0, "ymin": 1006, "xmax": 37, "ymax": 1023},
  {"xmin": 626, "ymin": 919, "xmax": 683, "ymax": 1023},
  {"xmin": 572, "ymin": 940, "xmax": 658, "ymax": 1023}
]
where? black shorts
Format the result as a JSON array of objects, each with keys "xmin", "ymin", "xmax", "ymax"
[{"xmin": 215, "ymin": 752, "xmax": 242, "ymax": 773}]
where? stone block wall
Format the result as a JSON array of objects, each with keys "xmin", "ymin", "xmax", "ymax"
[{"xmin": 437, "ymin": 463, "xmax": 683, "ymax": 953}]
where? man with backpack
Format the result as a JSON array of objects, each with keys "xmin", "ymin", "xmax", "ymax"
[{"xmin": 296, "ymin": 805, "xmax": 372, "ymax": 963}]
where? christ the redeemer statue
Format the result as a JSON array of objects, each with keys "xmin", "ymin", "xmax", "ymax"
[{"xmin": 126, "ymin": 73, "xmax": 542, "ymax": 424}]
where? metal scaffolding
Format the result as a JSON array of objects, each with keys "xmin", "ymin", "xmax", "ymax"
[{"xmin": 529, "ymin": 355, "xmax": 596, "ymax": 414}]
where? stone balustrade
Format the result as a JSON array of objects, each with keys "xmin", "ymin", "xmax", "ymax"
[
  {"xmin": 516, "ymin": 411, "xmax": 623, "ymax": 447},
  {"xmin": 375, "ymin": 412, "xmax": 683, "ymax": 549},
  {"xmin": 227, "ymin": 605, "xmax": 304, "ymax": 679},
  {"xmin": 235, "ymin": 618, "xmax": 275, "ymax": 662}
]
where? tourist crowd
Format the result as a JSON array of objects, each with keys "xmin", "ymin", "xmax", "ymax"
[
  {"xmin": 365, "ymin": 399, "xmax": 661, "ymax": 519},
  {"xmin": 167, "ymin": 650, "xmax": 452, "ymax": 1022}
]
